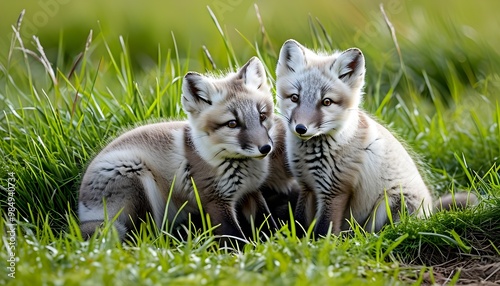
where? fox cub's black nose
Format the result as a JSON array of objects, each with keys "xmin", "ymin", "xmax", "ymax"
[
  {"xmin": 259, "ymin": 144, "xmax": 272, "ymax": 155},
  {"xmin": 295, "ymin": 124, "xmax": 307, "ymax": 135}
]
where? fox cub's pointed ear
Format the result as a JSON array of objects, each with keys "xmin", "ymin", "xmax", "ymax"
[
  {"xmin": 277, "ymin": 39, "xmax": 306, "ymax": 77},
  {"xmin": 238, "ymin": 57, "xmax": 267, "ymax": 90},
  {"xmin": 182, "ymin": 72, "xmax": 214, "ymax": 113},
  {"xmin": 332, "ymin": 48, "xmax": 365, "ymax": 90}
]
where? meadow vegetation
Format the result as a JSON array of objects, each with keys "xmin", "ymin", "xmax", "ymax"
[{"xmin": 1, "ymin": 1, "xmax": 499, "ymax": 284}]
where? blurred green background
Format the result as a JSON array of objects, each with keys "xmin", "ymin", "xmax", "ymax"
[{"xmin": 1, "ymin": 0, "xmax": 500, "ymax": 72}]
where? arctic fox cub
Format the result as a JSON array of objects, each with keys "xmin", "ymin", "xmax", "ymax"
[
  {"xmin": 78, "ymin": 57, "xmax": 280, "ymax": 241},
  {"xmin": 276, "ymin": 39, "xmax": 434, "ymax": 235}
]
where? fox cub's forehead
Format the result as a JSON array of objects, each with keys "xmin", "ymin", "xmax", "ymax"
[
  {"xmin": 225, "ymin": 97, "xmax": 272, "ymax": 114},
  {"xmin": 212, "ymin": 77, "xmax": 272, "ymax": 104},
  {"xmin": 305, "ymin": 49, "xmax": 342, "ymax": 65},
  {"xmin": 281, "ymin": 68, "xmax": 333, "ymax": 91},
  {"xmin": 212, "ymin": 79, "xmax": 244, "ymax": 96}
]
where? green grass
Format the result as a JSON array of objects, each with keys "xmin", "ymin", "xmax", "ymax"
[{"xmin": 1, "ymin": 2, "xmax": 500, "ymax": 285}]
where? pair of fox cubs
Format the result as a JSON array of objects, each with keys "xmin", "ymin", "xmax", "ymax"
[{"xmin": 78, "ymin": 39, "xmax": 475, "ymax": 242}]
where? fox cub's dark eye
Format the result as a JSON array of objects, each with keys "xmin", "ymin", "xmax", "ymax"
[
  {"xmin": 322, "ymin": 98, "xmax": 333, "ymax": 106},
  {"xmin": 227, "ymin": 120, "xmax": 238, "ymax": 128},
  {"xmin": 290, "ymin": 94, "xmax": 299, "ymax": 103},
  {"xmin": 260, "ymin": 113, "xmax": 267, "ymax": 122}
]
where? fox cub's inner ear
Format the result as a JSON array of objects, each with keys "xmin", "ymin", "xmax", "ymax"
[
  {"xmin": 277, "ymin": 39, "xmax": 306, "ymax": 76},
  {"xmin": 182, "ymin": 72, "xmax": 215, "ymax": 113},
  {"xmin": 238, "ymin": 57, "xmax": 267, "ymax": 90},
  {"xmin": 331, "ymin": 48, "xmax": 365, "ymax": 89}
]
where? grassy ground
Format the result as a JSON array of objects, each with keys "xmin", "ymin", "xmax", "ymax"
[{"xmin": 1, "ymin": 1, "xmax": 500, "ymax": 285}]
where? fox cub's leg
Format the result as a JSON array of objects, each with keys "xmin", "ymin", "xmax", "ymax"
[
  {"xmin": 201, "ymin": 194, "xmax": 277, "ymax": 244},
  {"xmin": 238, "ymin": 191, "xmax": 278, "ymax": 238},
  {"xmin": 78, "ymin": 156, "xmax": 165, "ymax": 240},
  {"xmin": 294, "ymin": 188, "xmax": 317, "ymax": 236},
  {"xmin": 261, "ymin": 183, "xmax": 300, "ymax": 228},
  {"xmin": 203, "ymin": 198, "xmax": 247, "ymax": 244},
  {"xmin": 314, "ymin": 192, "xmax": 351, "ymax": 236}
]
